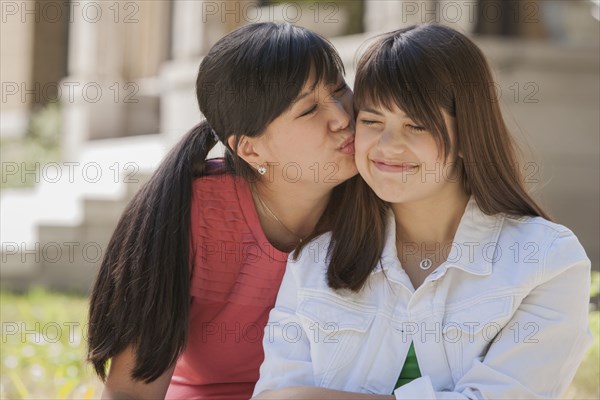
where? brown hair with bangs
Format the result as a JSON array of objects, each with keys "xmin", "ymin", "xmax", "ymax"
[{"xmin": 325, "ymin": 23, "xmax": 550, "ymax": 292}]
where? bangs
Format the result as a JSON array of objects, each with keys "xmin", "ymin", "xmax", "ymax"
[
  {"xmin": 354, "ymin": 28, "xmax": 455, "ymax": 154},
  {"xmin": 228, "ymin": 23, "xmax": 344, "ymax": 131},
  {"xmin": 254, "ymin": 23, "xmax": 344, "ymax": 106},
  {"xmin": 301, "ymin": 27, "xmax": 345, "ymax": 87}
]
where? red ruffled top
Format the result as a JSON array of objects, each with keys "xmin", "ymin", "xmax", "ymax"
[{"xmin": 166, "ymin": 168, "xmax": 288, "ymax": 399}]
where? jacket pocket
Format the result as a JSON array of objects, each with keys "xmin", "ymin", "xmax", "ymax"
[
  {"xmin": 297, "ymin": 295, "xmax": 376, "ymax": 387},
  {"xmin": 442, "ymin": 295, "xmax": 514, "ymax": 384}
]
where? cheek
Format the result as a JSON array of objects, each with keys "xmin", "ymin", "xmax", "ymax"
[
  {"xmin": 354, "ymin": 128, "xmax": 374, "ymax": 155},
  {"xmin": 354, "ymin": 137, "xmax": 366, "ymax": 157},
  {"xmin": 354, "ymin": 131, "xmax": 372, "ymax": 167},
  {"xmin": 416, "ymin": 137, "xmax": 444, "ymax": 164}
]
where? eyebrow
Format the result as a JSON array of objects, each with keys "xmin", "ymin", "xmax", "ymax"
[
  {"xmin": 360, "ymin": 108, "xmax": 384, "ymax": 116},
  {"xmin": 361, "ymin": 107, "xmax": 413, "ymax": 120},
  {"xmin": 295, "ymin": 90, "xmax": 314, "ymax": 102},
  {"xmin": 294, "ymin": 80, "xmax": 321, "ymax": 102}
]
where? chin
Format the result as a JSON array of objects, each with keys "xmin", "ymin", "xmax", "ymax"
[
  {"xmin": 369, "ymin": 187, "xmax": 398, "ymax": 202},
  {"xmin": 379, "ymin": 194, "xmax": 405, "ymax": 203},
  {"xmin": 369, "ymin": 185, "xmax": 415, "ymax": 203}
]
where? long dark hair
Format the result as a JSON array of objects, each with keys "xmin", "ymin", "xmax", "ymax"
[
  {"xmin": 87, "ymin": 22, "xmax": 345, "ymax": 383},
  {"xmin": 326, "ymin": 24, "xmax": 551, "ymax": 292}
]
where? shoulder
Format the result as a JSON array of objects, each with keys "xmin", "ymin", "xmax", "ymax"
[
  {"xmin": 502, "ymin": 213, "xmax": 574, "ymax": 236},
  {"xmin": 500, "ymin": 213, "xmax": 589, "ymax": 280},
  {"xmin": 286, "ymin": 232, "xmax": 334, "ymax": 290},
  {"xmin": 501, "ymin": 213, "xmax": 585, "ymax": 256},
  {"xmin": 190, "ymin": 172, "xmax": 250, "ymax": 233},
  {"xmin": 192, "ymin": 172, "xmax": 237, "ymax": 199},
  {"xmin": 191, "ymin": 158, "xmax": 238, "ymax": 195},
  {"xmin": 191, "ymin": 170, "xmax": 251, "ymax": 213}
]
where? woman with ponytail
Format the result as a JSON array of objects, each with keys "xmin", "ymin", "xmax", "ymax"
[{"xmin": 87, "ymin": 22, "xmax": 357, "ymax": 399}]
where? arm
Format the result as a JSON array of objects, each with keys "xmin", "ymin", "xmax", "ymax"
[
  {"xmin": 253, "ymin": 248, "xmax": 396, "ymax": 400},
  {"xmin": 254, "ymin": 387, "xmax": 394, "ymax": 399},
  {"xmin": 101, "ymin": 346, "xmax": 175, "ymax": 399},
  {"xmin": 252, "ymin": 262, "xmax": 316, "ymax": 397}
]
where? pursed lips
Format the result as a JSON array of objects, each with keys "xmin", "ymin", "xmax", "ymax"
[
  {"xmin": 337, "ymin": 137, "xmax": 355, "ymax": 154},
  {"xmin": 338, "ymin": 137, "xmax": 354, "ymax": 150}
]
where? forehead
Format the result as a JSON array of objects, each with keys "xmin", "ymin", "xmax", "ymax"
[
  {"xmin": 359, "ymin": 101, "xmax": 411, "ymax": 118},
  {"xmin": 360, "ymin": 102, "xmax": 456, "ymax": 128},
  {"xmin": 356, "ymin": 87, "xmax": 408, "ymax": 111},
  {"xmin": 294, "ymin": 77, "xmax": 342, "ymax": 105}
]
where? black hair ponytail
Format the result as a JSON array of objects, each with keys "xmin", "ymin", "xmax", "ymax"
[{"xmin": 87, "ymin": 121, "xmax": 221, "ymax": 382}]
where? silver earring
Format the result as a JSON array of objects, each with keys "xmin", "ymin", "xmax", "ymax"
[{"xmin": 257, "ymin": 165, "xmax": 267, "ymax": 175}]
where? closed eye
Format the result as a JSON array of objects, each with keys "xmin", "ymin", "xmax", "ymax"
[
  {"xmin": 359, "ymin": 119, "xmax": 380, "ymax": 126},
  {"xmin": 408, "ymin": 124, "xmax": 427, "ymax": 132},
  {"xmin": 299, "ymin": 104, "xmax": 318, "ymax": 117}
]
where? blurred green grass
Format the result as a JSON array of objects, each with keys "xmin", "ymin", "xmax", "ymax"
[
  {"xmin": 1, "ymin": 288, "xmax": 102, "ymax": 399},
  {"xmin": 1, "ymin": 274, "xmax": 598, "ymax": 399},
  {"xmin": 1, "ymin": 103, "xmax": 61, "ymax": 190}
]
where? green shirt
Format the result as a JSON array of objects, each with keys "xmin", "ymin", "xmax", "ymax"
[{"xmin": 394, "ymin": 342, "xmax": 421, "ymax": 390}]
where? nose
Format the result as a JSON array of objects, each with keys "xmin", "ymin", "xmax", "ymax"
[
  {"xmin": 379, "ymin": 127, "xmax": 408, "ymax": 153},
  {"xmin": 329, "ymin": 94, "xmax": 353, "ymax": 133}
]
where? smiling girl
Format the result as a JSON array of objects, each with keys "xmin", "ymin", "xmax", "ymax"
[{"xmin": 253, "ymin": 24, "xmax": 592, "ymax": 400}]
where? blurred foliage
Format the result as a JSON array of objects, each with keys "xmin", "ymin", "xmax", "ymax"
[
  {"xmin": 1, "ymin": 274, "xmax": 598, "ymax": 398},
  {"xmin": 591, "ymin": 270, "xmax": 600, "ymax": 300},
  {"xmin": 567, "ymin": 308, "xmax": 600, "ymax": 399},
  {"xmin": 1, "ymin": 103, "xmax": 61, "ymax": 189},
  {"xmin": 573, "ymin": 271, "xmax": 600, "ymax": 399},
  {"xmin": 0, "ymin": 288, "xmax": 102, "ymax": 399}
]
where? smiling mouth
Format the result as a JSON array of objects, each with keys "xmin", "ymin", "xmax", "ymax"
[{"xmin": 371, "ymin": 160, "xmax": 419, "ymax": 173}]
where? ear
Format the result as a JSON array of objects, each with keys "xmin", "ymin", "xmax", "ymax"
[{"xmin": 227, "ymin": 135, "xmax": 262, "ymax": 166}]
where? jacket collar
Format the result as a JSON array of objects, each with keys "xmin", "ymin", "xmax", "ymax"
[{"xmin": 378, "ymin": 196, "xmax": 504, "ymax": 276}]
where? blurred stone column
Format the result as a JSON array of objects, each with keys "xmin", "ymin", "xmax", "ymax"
[
  {"xmin": 475, "ymin": 0, "xmax": 546, "ymax": 38},
  {"xmin": 161, "ymin": 1, "xmax": 254, "ymax": 144},
  {"xmin": 61, "ymin": 0, "xmax": 170, "ymax": 160},
  {"xmin": 161, "ymin": 0, "xmax": 209, "ymax": 143},
  {"xmin": 120, "ymin": 1, "xmax": 170, "ymax": 138},
  {"xmin": 364, "ymin": 0, "xmax": 477, "ymax": 34},
  {"xmin": 0, "ymin": 1, "xmax": 35, "ymax": 139},
  {"xmin": 61, "ymin": 0, "xmax": 126, "ymax": 160}
]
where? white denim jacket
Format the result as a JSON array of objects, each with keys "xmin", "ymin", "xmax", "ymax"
[{"xmin": 253, "ymin": 197, "xmax": 592, "ymax": 399}]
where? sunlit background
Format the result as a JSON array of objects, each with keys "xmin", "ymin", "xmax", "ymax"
[{"xmin": 1, "ymin": 1, "xmax": 599, "ymax": 398}]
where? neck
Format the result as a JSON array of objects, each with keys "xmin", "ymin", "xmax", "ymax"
[
  {"xmin": 253, "ymin": 178, "xmax": 332, "ymax": 247},
  {"xmin": 392, "ymin": 185, "xmax": 470, "ymax": 247}
]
